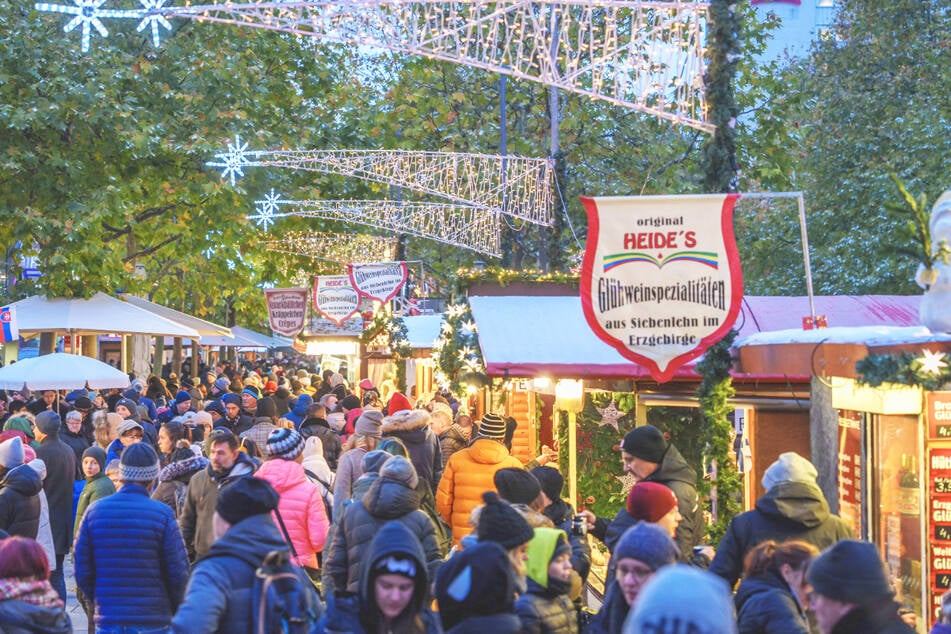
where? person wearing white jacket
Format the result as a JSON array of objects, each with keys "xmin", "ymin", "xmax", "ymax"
[{"xmin": 24, "ymin": 455, "xmax": 56, "ymax": 572}]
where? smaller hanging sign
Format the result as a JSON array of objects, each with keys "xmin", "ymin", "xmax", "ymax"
[
  {"xmin": 264, "ymin": 288, "xmax": 309, "ymax": 337},
  {"xmin": 313, "ymin": 276, "xmax": 360, "ymax": 326},
  {"xmin": 0, "ymin": 306, "xmax": 19, "ymax": 343},
  {"xmin": 348, "ymin": 262, "xmax": 409, "ymax": 303}
]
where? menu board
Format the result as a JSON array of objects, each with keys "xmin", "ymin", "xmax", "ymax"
[
  {"xmin": 837, "ymin": 410, "xmax": 863, "ymax": 537},
  {"xmin": 929, "ymin": 392, "xmax": 951, "ymax": 440},
  {"xmin": 929, "ymin": 447, "xmax": 951, "ymax": 622}
]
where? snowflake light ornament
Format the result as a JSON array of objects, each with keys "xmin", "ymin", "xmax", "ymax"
[
  {"xmin": 594, "ymin": 400, "xmax": 623, "ymax": 432},
  {"xmin": 136, "ymin": 0, "xmax": 173, "ymax": 47},
  {"xmin": 918, "ymin": 349, "xmax": 948, "ymax": 375},
  {"xmin": 36, "ymin": 0, "xmax": 140, "ymax": 52},
  {"xmin": 207, "ymin": 136, "xmax": 251, "ymax": 186},
  {"xmin": 249, "ymin": 189, "xmax": 284, "ymax": 230}
]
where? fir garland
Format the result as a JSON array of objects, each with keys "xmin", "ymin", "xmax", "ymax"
[
  {"xmin": 702, "ymin": 0, "xmax": 740, "ymax": 193},
  {"xmin": 360, "ymin": 311, "xmax": 412, "ymax": 392},
  {"xmin": 857, "ymin": 351, "xmax": 951, "ymax": 391},
  {"xmin": 454, "ymin": 266, "xmax": 580, "ymax": 295},
  {"xmin": 431, "ymin": 301, "xmax": 486, "ymax": 396},
  {"xmin": 696, "ymin": 329, "xmax": 741, "ymax": 544}
]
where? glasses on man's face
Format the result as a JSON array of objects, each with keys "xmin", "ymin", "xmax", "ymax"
[{"xmin": 123, "ymin": 432, "xmax": 144, "ymax": 440}]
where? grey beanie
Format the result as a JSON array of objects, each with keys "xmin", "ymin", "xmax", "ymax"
[
  {"xmin": 614, "ymin": 521, "xmax": 679, "ymax": 572},
  {"xmin": 119, "ymin": 442, "xmax": 161, "ymax": 483},
  {"xmin": 761, "ymin": 452, "xmax": 818, "ymax": 491},
  {"xmin": 355, "ymin": 410, "xmax": 384, "ymax": 438},
  {"xmin": 807, "ymin": 540, "xmax": 893, "ymax": 605},
  {"xmin": 379, "ymin": 454, "xmax": 419, "ymax": 489},
  {"xmin": 35, "ymin": 411, "xmax": 62, "ymax": 436},
  {"xmin": 626, "ymin": 565, "xmax": 737, "ymax": 634}
]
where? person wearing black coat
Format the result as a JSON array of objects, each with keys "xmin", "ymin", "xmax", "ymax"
[
  {"xmin": 300, "ymin": 405, "xmax": 342, "ymax": 470},
  {"xmin": 734, "ymin": 540, "xmax": 817, "ymax": 634},
  {"xmin": 0, "ymin": 437, "xmax": 42, "ymax": 538},
  {"xmin": 61, "ymin": 410, "xmax": 91, "ymax": 481},
  {"xmin": 711, "ymin": 452, "xmax": 852, "ymax": 587},
  {"xmin": 533, "ymin": 466, "xmax": 592, "ymax": 584},
  {"xmin": 33, "ymin": 411, "xmax": 75, "ymax": 602}
]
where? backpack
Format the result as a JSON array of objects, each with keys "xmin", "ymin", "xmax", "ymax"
[
  {"xmin": 251, "ymin": 549, "xmax": 322, "ymax": 634},
  {"xmin": 304, "ymin": 467, "xmax": 334, "ymax": 523}
]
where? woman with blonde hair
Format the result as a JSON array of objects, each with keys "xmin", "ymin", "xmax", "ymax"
[
  {"xmin": 735, "ymin": 539, "xmax": 818, "ymax": 634},
  {"xmin": 332, "ymin": 411, "xmax": 383, "ymax": 519}
]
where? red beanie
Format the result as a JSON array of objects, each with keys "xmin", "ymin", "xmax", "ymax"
[
  {"xmin": 387, "ymin": 392, "xmax": 412, "ymax": 415},
  {"xmin": 626, "ymin": 481, "xmax": 678, "ymax": 523}
]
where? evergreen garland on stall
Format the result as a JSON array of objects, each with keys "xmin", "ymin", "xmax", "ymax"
[
  {"xmin": 702, "ymin": 0, "xmax": 740, "ymax": 193},
  {"xmin": 360, "ymin": 311, "xmax": 412, "ymax": 392},
  {"xmin": 696, "ymin": 329, "xmax": 741, "ymax": 544},
  {"xmin": 431, "ymin": 301, "xmax": 486, "ymax": 396},
  {"xmin": 857, "ymin": 351, "xmax": 951, "ymax": 391}
]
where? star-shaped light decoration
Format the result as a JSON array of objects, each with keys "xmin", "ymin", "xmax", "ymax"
[
  {"xmin": 136, "ymin": 0, "xmax": 173, "ymax": 47},
  {"xmin": 918, "ymin": 349, "xmax": 948, "ymax": 375},
  {"xmin": 36, "ymin": 0, "xmax": 141, "ymax": 52},
  {"xmin": 446, "ymin": 304, "xmax": 467, "ymax": 319},
  {"xmin": 594, "ymin": 400, "xmax": 622, "ymax": 431},
  {"xmin": 457, "ymin": 346, "xmax": 474, "ymax": 362},
  {"xmin": 459, "ymin": 319, "xmax": 477, "ymax": 335},
  {"xmin": 207, "ymin": 136, "xmax": 250, "ymax": 186},
  {"xmin": 248, "ymin": 189, "xmax": 284, "ymax": 230},
  {"xmin": 615, "ymin": 472, "xmax": 638, "ymax": 496}
]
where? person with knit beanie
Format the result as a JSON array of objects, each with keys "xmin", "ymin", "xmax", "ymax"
[
  {"xmin": 437, "ymin": 413, "xmax": 524, "ymax": 547},
  {"xmin": 74, "ymin": 442, "xmax": 190, "ymax": 631},
  {"xmin": 0, "ymin": 436, "xmax": 42, "ymax": 540},
  {"xmin": 806, "ymin": 540, "xmax": 914, "ymax": 634},
  {"xmin": 709, "ymin": 451, "xmax": 851, "ymax": 587},
  {"xmin": 585, "ymin": 522, "xmax": 678, "ymax": 634},
  {"xmin": 33, "ymin": 411, "xmax": 75, "ymax": 603},
  {"xmin": 386, "ymin": 391, "xmax": 413, "ymax": 415},
  {"xmin": 73, "ymin": 445, "xmax": 115, "ymax": 630},
  {"xmin": 435, "ymin": 539, "xmax": 521, "ymax": 633},
  {"xmin": 626, "ymin": 481, "xmax": 682, "ymax": 538},
  {"xmin": 332, "ymin": 409, "xmax": 384, "ymax": 520},
  {"xmin": 624, "ymin": 565, "xmax": 737, "ymax": 634},
  {"xmin": 532, "ymin": 466, "xmax": 592, "ymax": 588},
  {"xmin": 515, "ymin": 527, "xmax": 578, "ymax": 634},
  {"xmin": 238, "ymin": 395, "xmax": 280, "ymax": 456},
  {"xmin": 495, "ymin": 467, "xmax": 543, "ymax": 509},
  {"xmin": 477, "ymin": 490, "xmax": 535, "ymax": 594},
  {"xmin": 254, "ymin": 427, "xmax": 329, "ymax": 577}
]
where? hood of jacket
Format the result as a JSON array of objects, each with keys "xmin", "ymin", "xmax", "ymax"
[
  {"xmin": 441, "ymin": 424, "xmax": 468, "ymax": 444},
  {"xmin": 543, "ymin": 498, "xmax": 575, "ymax": 525},
  {"xmin": 468, "ymin": 438, "xmax": 513, "ymax": 465},
  {"xmin": 292, "ymin": 394, "xmax": 314, "ymax": 418},
  {"xmin": 4, "ymin": 416, "xmax": 35, "ymax": 441},
  {"xmin": 159, "ymin": 454, "xmax": 209, "ymax": 483},
  {"xmin": 0, "ymin": 463, "xmax": 44, "ymax": 496},
  {"xmin": 210, "ymin": 450, "xmax": 257, "ymax": 483},
  {"xmin": 646, "ymin": 443, "xmax": 697, "ymax": 487},
  {"xmin": 204, "ymin": 512, "xmax": 289, "ymax": 568},
  {"xmin": 363, "ymin": 473, "xmax": 420, "ymax": 519},
  {"xmin": 755, "ymin": 480, "xmax": 831, "ymax": 528},
  {"xmin": 734, "ymin": 569, "xmax": 798, "ymax": 613},
  {"xmin": 301, "ymin": 416, "xmax": 331, "ymax": 432},
  {"xmin": 358, "ymin": 520, "xmax": 429, "ymax": 616},
  {"xmin": 255, "ymin": 457, "xmax": 308, "ymax": 493},
  {"xmin": 382, "ymin": 409, "xmax": 430, "ymax": 435},
  {"xmin": 525, "ymin": 527, "xmax": 567, "ymax": 590}
]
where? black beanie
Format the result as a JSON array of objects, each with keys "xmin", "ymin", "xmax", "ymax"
[
  {"xmin": 82, "ymin": 446, "xmax": 107, "ymax": 472},
  {"xmin": 435, "ymin": 540, "xmax": 516, "ymax": 630},
  {"xmin": 476, "ymin": 491, "xmax": 534, "ymax": 550},
  {"xmin": 35, "ymin": 411, "xmax": 62, "ymax": 436},
  {"xmin": 494, "ymin": 468, "xmax": 541, "ymax": 506},
  {"xmin": 808, "ymin": 540, "xmax": 893, "ymax": 605},
  {"xmin": 216, "ymin": 477, "xmax": 280, "ymax": 525},
  {"xmin": 256, "ymin": 397, "xmax": 277, "ymax": 419},
  {"xmin": 531, "ymin": 466, "xmax": 564, "ymax": 503},
  {"xmin": 621, "ymin": 425, "xmax": 668, "ymax": 463}
]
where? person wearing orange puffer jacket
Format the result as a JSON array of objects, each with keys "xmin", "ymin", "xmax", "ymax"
[
  {"xmin": 254, "ymin": 428, "xmax": 330, "ymax": 580},
  {"xmin": 436, "ymin": 413, "xmax": 524, "ymax": 547}
]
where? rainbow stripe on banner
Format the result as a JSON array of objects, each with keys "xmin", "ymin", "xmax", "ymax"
[
  {"xmin": 0, "ymin": 306, "xmax": 18, "ymax": 343},
  {"xmin": 603, "ymin": 250, "xmax": 719, "ymax": 272}
]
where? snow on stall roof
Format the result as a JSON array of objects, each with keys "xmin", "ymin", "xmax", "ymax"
[
  {"xmin": 735, "ymin": 325, "xmax": 951, "ymax": 348},
  {"xmin": 403, "ymin": 314, "xmax": 444, "ymax": 348}
]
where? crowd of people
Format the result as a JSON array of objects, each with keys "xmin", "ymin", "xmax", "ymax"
[{"xmin": 0, "ymin": 357, "xmax": 940, "ymax": 633}]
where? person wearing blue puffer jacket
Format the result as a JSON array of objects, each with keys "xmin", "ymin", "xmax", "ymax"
[
  {"xmin": 285, "ymin": 393, "xmax": 313, "ymax": 429},
  {"xmin": 74, "ymin": 442, "xmax": 190, "ymax": 632}
]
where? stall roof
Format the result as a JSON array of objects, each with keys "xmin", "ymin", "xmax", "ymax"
[
  {"xmin": 120, "ymin": 294, "xmax": 232, "ymax": 337},
  {"xmin": 404, "ymin": 315, "xmax": 444, "ymax": 349},
  {"xmin": 468, "ymin": 295, "xmax": 927, "ymax": 380}
]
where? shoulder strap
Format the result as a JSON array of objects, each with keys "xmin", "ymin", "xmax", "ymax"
[
  {"xmin": 304, "ymin": 467, "xmax": 333, "ymax": 491},
  {"xmin": 272, "ymin": 506, "xmax": 300, "ymax": 563}
]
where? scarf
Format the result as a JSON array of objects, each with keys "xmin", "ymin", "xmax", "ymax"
[{"xmin": 0, "ymin": 577, "xmax": 64, "ymax": 609}]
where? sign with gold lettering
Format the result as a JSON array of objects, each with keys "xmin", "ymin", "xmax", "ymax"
[
  {"xmin": 264, "ymin": 288, "xmax": 309, "ymax": 337},
  {"xmin": 313, "ymin": 276, "xmax": 360, "ymax": 326},
  {"xmin": 579, "ymin": 194, "xmax": 743, "ymax": 382}
]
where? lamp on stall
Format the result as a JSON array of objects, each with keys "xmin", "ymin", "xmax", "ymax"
[{"xmin": 554, "ymin": 379, "xmax": 584, "ymax": 509}]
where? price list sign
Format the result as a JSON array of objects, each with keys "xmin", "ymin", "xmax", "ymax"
[
  {"xmin": 930, "ymin": 447, "xmax": 951, "ymax": 622},
  {"xmin": 929, "ymin": 393, "xmax": 951, "ymax": 440},
  {"xmin": 837, "ymin": 410, "xmax": 863, "ymax": 538}
]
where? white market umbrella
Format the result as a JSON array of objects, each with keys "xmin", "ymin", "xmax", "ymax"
[{"xmin": 0, "ymin": 353, "xmax": 131, "ymax": 391}]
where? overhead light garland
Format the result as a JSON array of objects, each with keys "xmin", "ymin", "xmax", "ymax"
[
  {"xmin": 857, "ymin": 349, "xmax": 951, "ymax": 391},
  {"xmin": 249, "ymin": 195, "xmax": 502, "ymax": 256},
  {"xmin": 262, "ymin": 231, "xmax": 398, "ymax": 264},
  {"xmin": 37, "ymin": 0, "xmax": 712, "ymax": 132},
  {"xmin": 211, "ymin": 145, "xmax": 554, "ymax": 226}
]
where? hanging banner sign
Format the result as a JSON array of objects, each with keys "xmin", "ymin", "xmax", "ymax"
[
  {"xmin": 348, "ymin": 262, "xmax": 409, "ymax": 303},
  {"xmin": 579, "ymin": 194, "xmax": 743, "ymax": 382},
  {"xmin": 264, "ymin": 288, "xmax": 309, "ymax": 337},
  {"xmin": 313, "ymin": 276, "xmax": 360, "ymax": 326},
  {"xmin": 0, "ymin": 305, "xmax": 19, "ymax": 343}
]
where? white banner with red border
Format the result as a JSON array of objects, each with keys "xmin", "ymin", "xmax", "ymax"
[
  {"xmin": 264, "ymin": 288, "xmax": 309, "ymax": 337},
  {"xmin": 347, "ymin": 262, "xmax": 408, "ymax": 303},
  {"xmin": 313, "ymin": 276, "xmax": 360, "ymax": 326},
  {"xmin": 579, "ymin": 194, "xmax": 743, "ymax": 382}
]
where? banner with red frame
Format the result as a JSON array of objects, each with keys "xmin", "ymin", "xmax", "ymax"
[
  {"xmin": 313, "ymin": 276, "xmax": 360, "ymax": 326},
  {"xmin": 347, "ymin": 262, "xmax": 408, "ymax": 303},
  {"xmin": 579, "ymin": 194, "xmax": 743, "ymax": 382},
  {"xmin": 264, "ymin": 288, "xmax": 309, "ymax": 337},
  {"xmin": 836, "ymin": 409, "xmax": 863, "ymax": 539},
  {"xmin": 928, "ymin": 392, "xmax": 951, "ymax": 440}
]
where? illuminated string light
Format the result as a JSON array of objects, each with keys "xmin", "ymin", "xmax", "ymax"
[
  {"xmin": 38, "ymin": 0, "xmax": 712, "ymax": 132},
  {"xmin": 263, "ymin": 231, "xmax": 398, "ymax": 264}
]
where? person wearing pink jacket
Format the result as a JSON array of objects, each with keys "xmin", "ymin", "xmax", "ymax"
[{"xmin": 255, "ymin": 428, "xmax": 330, "ymax": 579}]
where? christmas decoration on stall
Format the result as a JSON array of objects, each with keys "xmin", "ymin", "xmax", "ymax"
[
  {"xmin": 696, "ymin": 329, "xmax": 740, "ymax": 545},
  {"xmin": 38, "ymin": 0, "xmax": 714, "ymax": 132},
  {"xmin": 431, "ymin": 301, "xmax": 485, "ymax": 396},
  {"xmin": 360, "ymin": 308, "xmax": 412, "ymax": 392},
  {"xmin": 555, "ymin": 391, "xmax": 636, "ymax": 518},
  {"xmin": 858, "ymin": 349, "xmax": 951, "ymax": 392},
  {"xmin": 454, "ymin": 266, "xmax": 580, "ymax": 296}
]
